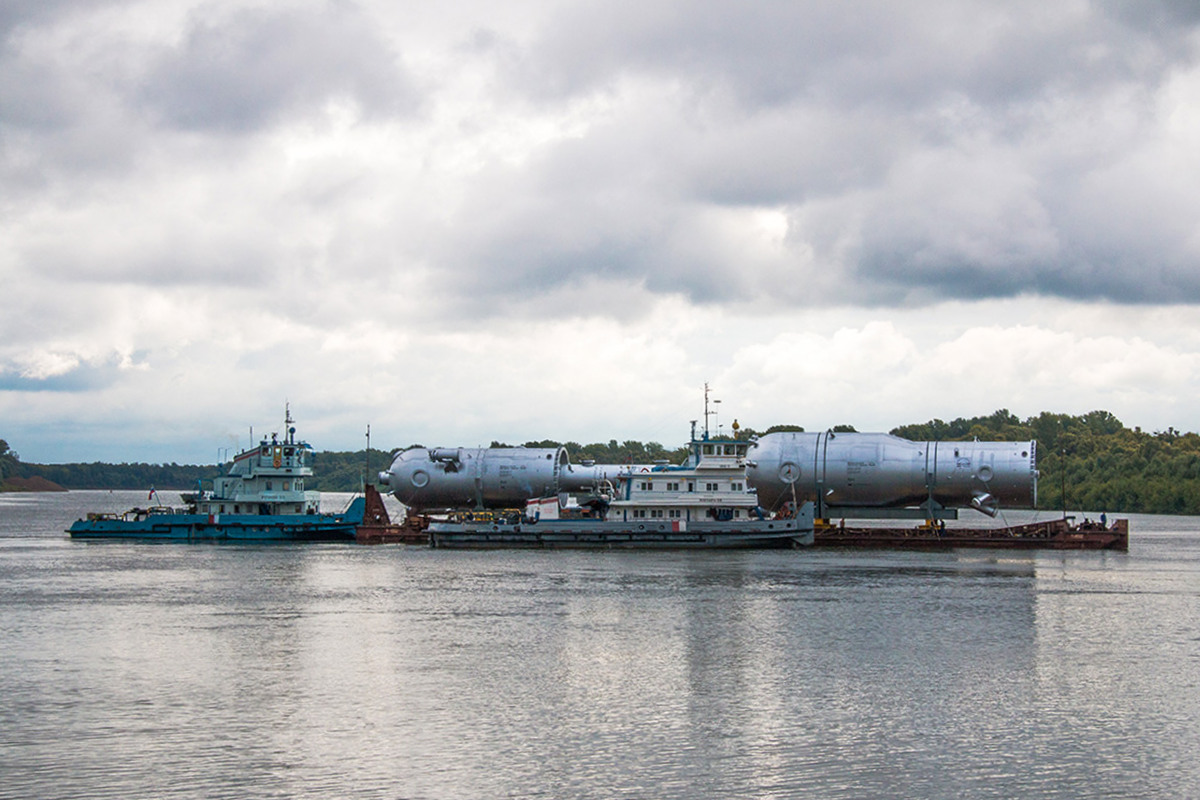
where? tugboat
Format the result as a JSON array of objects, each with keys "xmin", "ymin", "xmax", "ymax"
[
  {"xmin": 68, "ymin": 406, "xmax": 364, "ymax": 541},
  {"xmin": 427, "ymin": 416, "xmax": 815, "ymax": 549}
]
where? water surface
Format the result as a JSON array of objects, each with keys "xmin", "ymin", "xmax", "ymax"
[{"xmin": 2, "ymin": 492, "xmax": 1198, "ymax": 798}]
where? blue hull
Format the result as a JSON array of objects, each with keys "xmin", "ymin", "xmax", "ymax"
[{"xmin": 69, "ymin": 498, "xmax": 365, "ymax": 542}]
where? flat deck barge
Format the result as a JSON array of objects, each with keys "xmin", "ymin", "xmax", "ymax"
[
  {"xmin": 814, "ymin": 516, "xmax": 1128, "ymax": 550},
  {"xmin": 359, "ymin": 485, "xmax": 1129, "ymax": 550}
]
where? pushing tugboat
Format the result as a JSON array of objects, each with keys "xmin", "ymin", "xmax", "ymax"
[
  {"xmin": 375, "ymin": 388, "xmax": 814, "ymax": 548},
  {"xmin": 68, "ymin": 406, "xmax": 364, "ymax": 542},
  {"xmin": 422, "ymin": 424, "xmax": 814, "ymax": 549}
]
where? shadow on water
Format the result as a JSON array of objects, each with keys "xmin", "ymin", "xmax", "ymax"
[{"xmin": 1, "ymin": 494, "xmax": 1198, "ymax": 799}]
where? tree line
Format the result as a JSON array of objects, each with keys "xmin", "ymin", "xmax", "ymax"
[
  {"xmin": 5, "ymin": 410, "xmax": 1200, "ymax": 514},
  {"xmin": 890, "ymin": 408, "xmax": 1200, "ymax": 515}
]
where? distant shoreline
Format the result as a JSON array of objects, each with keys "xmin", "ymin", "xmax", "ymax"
[{"xmin": 0, "ymin": 476, "xmax": 69, "ymax": 493}]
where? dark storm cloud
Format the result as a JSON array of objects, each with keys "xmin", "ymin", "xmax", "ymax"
[
  {"xmin": 0, "ymin": 2, "xmax": 424, "ymax": 195},
  {"xmin": 519, "ymin": 0, "xmax": 1188, "ymax": 109},
  {"xmin": 440, "ymin": 0, "xmax": 1200, "ymax": 307},
  {"xmin": 0, "ymin": 1, "xmax": 136, "ymax": 187},
  {"xmin": 0, "ymin": 0, "xmax": 97, "ymax": 38},
  {"xmin": 136, "ymin": 3, "xmax": 418, "ymax": 132},
  {"xmin": 5, "ymin": 0, "xmax": 1200, "ymax": 320}
]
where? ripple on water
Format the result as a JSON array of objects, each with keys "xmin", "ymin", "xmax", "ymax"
[{"xmin": 1, "ymin": 499, "xmax": 1199, "ymax": 798}]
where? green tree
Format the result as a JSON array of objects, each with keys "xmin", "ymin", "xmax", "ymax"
[
  {"xmin": 0, "ymin": 439, "xmax": 15, "ymax": 481},
  {"xmin": 890, "ymin": 409, "xmax": 1200, "ymax": 514}
]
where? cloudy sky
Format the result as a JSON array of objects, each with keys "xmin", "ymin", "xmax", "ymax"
[{"xmin": 3, "ymin": 0, "xmax": 1200, "ymax": 464}]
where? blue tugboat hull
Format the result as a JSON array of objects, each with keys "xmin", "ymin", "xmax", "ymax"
[{"xmin": 69, "ymin": 498, "xmax": 366, "ymax": 542}]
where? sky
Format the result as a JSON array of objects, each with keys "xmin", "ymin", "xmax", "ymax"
[{"xmin": 3, "ymin": 0, "xmax": 1200, "ymax": 464}]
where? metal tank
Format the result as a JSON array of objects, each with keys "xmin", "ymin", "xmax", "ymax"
[
  {"xmin": 378, "ymin": 446, "xmax": 637, "ymax": 510},
  {"xmin": 745, "ymin": 432, "xmax": 1037, "ymax": 516}
]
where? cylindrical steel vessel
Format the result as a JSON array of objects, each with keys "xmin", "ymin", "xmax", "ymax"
[
  {"xmin": 745, "ymin": 432, "xmax": 1037, "ymax": 515},
  {"xmin": 379, "ymin": 447, "xmax": 566, "ymax": 509},
  {"xmin": 378, "ymin": 447, "xmax": 636, "ymax": 510}
]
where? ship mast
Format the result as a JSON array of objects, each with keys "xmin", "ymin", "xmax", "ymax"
[
  {"xmin": 703, "ymin": 382, "xmax": 721, "ymax": 439},
  {"xmin": 703, "ymin": 382, "xmax": 710, "ymax": 439}
]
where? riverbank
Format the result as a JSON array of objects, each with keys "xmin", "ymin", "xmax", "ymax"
[{"xmin": 0, "ymin": 476, "xmax": 67, "ymax": 492}]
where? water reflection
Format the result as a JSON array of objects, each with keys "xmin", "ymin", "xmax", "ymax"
[{"xmin": 1, "ymin": 497, "xmax": 1198, "ymax": 798}]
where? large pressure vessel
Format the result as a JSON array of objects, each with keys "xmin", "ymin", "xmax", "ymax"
[
  {"xmin": 378, "ymin": 446, "xmax": 636, "ymax": 510},
  {"xmin": 745, "ymin": 432, "xmax": 1037, "ymax": 516}
]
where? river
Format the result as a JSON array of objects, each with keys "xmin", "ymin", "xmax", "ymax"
[{"xmin": 1, "ymin": 491, "xmax": 1197, "ymax": 799}]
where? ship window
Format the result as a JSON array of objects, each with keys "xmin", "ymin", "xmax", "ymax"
[
  {"xmin": 296, "ymin": 480, "xmax": 303, "ymax": 490},
  {"xmin": 282, "ymin": 482, "xmax": 289, "ymax": 491},
  {"xmin": 706, "ymin": 482, "xmax": 719, "ymax": 491},
  {"xmin": 688, "ymin": 482, "xmax": 694, "ymax": 492},
  {"xmin": 234, "ymin": 505, "xmax": 239, "ymax": 513},
  {"xmin": 219, "ymin": 505, "xmax": 225, "ymax": 513},
  {"xmin": 669, "ymin": 510, "xmax": 681, "ymax": 518},
  {"xmin": 266, "ymin": 481, "xmax": 272, "ymax": 490},
  {"xmin": 261, "ymin": 447, "xmax": 269, "ymax": 455},
  {"xmin": 667, "ymin": 482, "xmax": 680, "ymax": 491},
  {"xmin": 703, "ymin": 445, "xmax": 713, "ymax": 455}
]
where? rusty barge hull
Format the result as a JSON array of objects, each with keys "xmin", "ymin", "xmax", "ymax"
[
  {"xmin": 355, "ymin": 484, "xmax": 430, "ymax": 544},
  {"xmin": 814, "ymin": 518, "xmax": 1128, "ymax": 551}
]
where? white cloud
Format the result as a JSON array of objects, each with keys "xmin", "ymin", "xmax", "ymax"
[{"xmin": 4, "ymin": 1, "xmax": 1200, "ymax": 462}]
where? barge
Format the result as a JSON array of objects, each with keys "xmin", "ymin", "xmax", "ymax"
[{"xmin": 812, "ymin": 515, "xmax": 1129, "ymax": 550}]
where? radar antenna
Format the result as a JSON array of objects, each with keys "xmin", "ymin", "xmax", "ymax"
[{"xmin": 284, "ymin": 401, "xmax": 296, "ymax": 445}]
